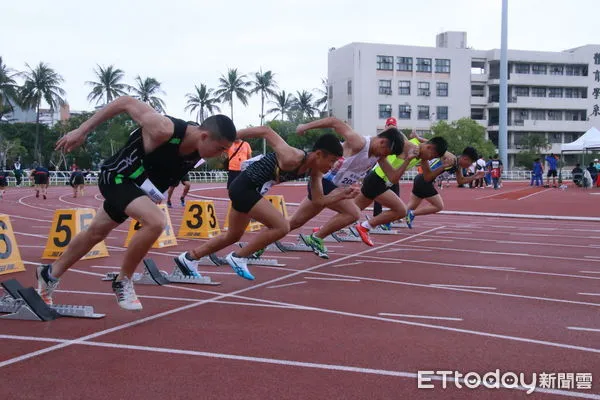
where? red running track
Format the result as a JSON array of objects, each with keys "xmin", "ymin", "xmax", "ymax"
[{"xmin": 0, "ymin": 183, "xmax": 599, "ymax": 399}]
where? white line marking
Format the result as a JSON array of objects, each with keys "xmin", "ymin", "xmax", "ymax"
[
  {"xmin": 431, "ymin": 284, "xmax": 497, "ymax": 290},
  {"xmin": 517, "ymin": 188, "xmax": 552, "ymax": 200},
  {"xmin": 480, "ymin": 251, "xmax": 530, "ymax": 256},
  {"xmin": 578, "ymin": 293, "xmax": 600, "ymax": 297},
  {"xmin": 358, "ymin": 259, "xmax": 402, "ymax": 265},
  {"xmin": 267, "ymin": 281, "xmax": 307, "ymax": 289},
  {"xmin": 303, "ymin": 277, "xmax": 360, "ymax": 282},
  {"xmin": 378, "ymin": 313, "xmax": 463, "ymax": 321},
  {"xmin": 567, "ymin": 327, "xmax": 600, "ymax": 333},
  {"xmin": 379, "ymin": 248, "xmax": 431, "ymax": 254},
  {"xmin": 440, "ymin": 210, "xmax": 600, "ymax": 222},
  {"xmin": 413, "ymin": 238, "xmax": 454, "ymax": 243},
  {"xmin": 332, "ymin": 261, "xmax": 362, "ymax": 268},
  {"xmin": 0, "ymin": 334, "xmax": 598, "ymax": 399},
  {"xmin": 579, "ymin": 271, "xmax": 600, "ymax": 274},
  {"xmin": 0, "ymin": 226, "xmax": 444, "ymax": 369},
  {"xmin": 585, "ymin": 256, "xmax": 600, "ymax": 259}
]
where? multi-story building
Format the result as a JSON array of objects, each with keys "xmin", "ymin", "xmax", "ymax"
[{"xmin": 328, "ymin": 31, "xmax": 600, "ymax": 167}]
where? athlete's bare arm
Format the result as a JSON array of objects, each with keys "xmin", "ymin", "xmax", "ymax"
[
  {"xmin": 236, "ymin": 126, "xmax": 304, "ymax": 169},
  {"xmin": 296, "ymin": 117, "xmax": 365, "ymax": 154},
  {"xmin": 56, "ymin": 96, "xmax": 172, "ymax": 153}
]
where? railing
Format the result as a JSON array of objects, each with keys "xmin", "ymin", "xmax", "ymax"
[{"xmin": 2, "ymin": 169, "xmax": 578, "ymax": 187}]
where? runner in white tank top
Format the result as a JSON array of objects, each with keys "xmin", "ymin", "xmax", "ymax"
[{"xmin": 286, "ymin": 117, "xmax": 405, "ymax": 259}]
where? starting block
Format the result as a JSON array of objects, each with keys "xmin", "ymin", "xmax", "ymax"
[
  {"xmin": 349, "ymin": 225, "xmax": 400, "ymax": 236},
  {"xmin": 206, "ymin": 252, "xmax": 284, "ymax": 267},
  {"xmin": 102, "ymin": 259, "xmax": 220, "ymax": 286},
  {"xmin": 239, "ymin": 240, "xmax": 312, "ymax": 253},
  {"xmin": 331, "ymin": 228, "xmax": 361, "ymax": 242},
  {"xmin": 0, "ymin": 279, "xmax": 105, "ymax": 320}
]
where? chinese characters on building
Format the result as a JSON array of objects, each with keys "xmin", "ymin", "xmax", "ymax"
[{"xmin": 593, "ymin": 53, "xmax": 600, "ymax": 117}]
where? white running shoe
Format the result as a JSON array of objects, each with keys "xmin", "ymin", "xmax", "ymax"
[
  {"xmin": 225, "ymin": 252, "xmax": 255, "ymax": 280},
  {"xmin": 111, "ymin": 276, "xmax": 143, "ymax": 311},
  {"xmin": 36, "ymin": 264, "xmax": 59, "ymax": 305},
  {"xmin": 174, "ymin": 252, "xmax": 201, "ymax": 277}
]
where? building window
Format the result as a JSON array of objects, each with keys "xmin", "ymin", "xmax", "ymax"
[
  {"xmin": 378, "ymin": 104, "xmax": 392, "ymax": 119},
  {"xmin": 531, "ymin": 110, "xmax": 546, "ymax": 120},
  {"xmin": 515, "ymin": 110, "xmax": 529, "ymax": 121},
  {"xmin": 417, "ymin": 82, "xmax": 430, "ymax": 96},
  {"xmin": 514, "ymin": 86, "xmax": 529, "ymax": 97},
  {"xmin": 549, "ymin": 132, "xmax": 562, "ymax": 143},
  {"xmin": 471, "ymin": 84, "xmax": 485, "ymax": 97},
  {"xmin": 532, "ymin": 64, "xmax": 547, "ymax": 75},
  {"xmin": 565, "ymin": 110, "xmax": 586, "ymax": 121},
  {"xmin": 377, "ymin": 55, "xmax": 393, "ymax": 70},
  {"xmin": 550, "ymin": 65, "xmax": 564, "ymax": 75},
  {"xmin": 548, "ymin": 88, "xmax": 563, "ymax": 98},
  {"xmin": 435, "ymin": 59, "xmax": 451, "ymax": 73},
  {"xmin": 398, "ymin": 105, "xmax": 411, "ymax": 119},
  {"xmin": 515, "ymin": 63, "xmax": 530, "ymax": 74},
  {"xmin": 437, "ymin": 106, "xmax": 448, "ymax": 120},
  {"xmin": 565, "ymin": 88, "xmax": 586, "ymax": 98},
  {"xmin": 531, "ymin": 87, "xmax": 546, "ymax": 97},
  {"xmin": 347, "ymin": 105, "xmax": 352, "ymax": 120},
  {"xmin": 417, "ymin": 105, "xmax": 430, "ymax": 120},
  {"xmin": 416, "ymin": 58, "xmax": 432, "ymax": 72},
  {"xmin": 416, "ymin": 129, "xmax": 431, "ymax": 136},
  {"xmin": 347, "ymin": 80, "xmax": 352, "ymax": 95},
  {"xmin": 565, "ymin": 65, "xmax": 588, "ymax": 76},
  {"xmin": 378, "ymin": 80, "xmax": 392, "ymax": 95},
  {"xmin": 396, "ymin": 57, "xmax": 413, "ymax": 71},
  {"xmin": 547, "ymin": 110, "xmax": 562, "ymax": 120},
  {"xmin": 436, "ymin": 82, "xmax": 448, "ymax": 97},
  {"xmin": 398, "ymin": 81, "xmax": 411, "ymax": 95},
  {"xmin": 471, "ymin": 108, "xmax": 485, "ymax": 120}
]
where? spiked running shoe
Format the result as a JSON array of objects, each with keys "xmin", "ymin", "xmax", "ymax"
[
  {"xmin": 36, "ymin": 264, "xmax": 59, "ymax": 305},
  {"xmin": 354, "ymin": 223, "xmax": 374, "ymax": 246},
  {"xmin": 405, "ymin": 210, "xmax": 415, "ymax": 229},
  {"xmin": 300, "ymin": 233, "xmax": 329, "ymax": 259},
  {"xmin": 111, "ymin": 276, "xmax": 143, "ymax": 311},
  {"xmin": 225, "ymin": 252, "xmax": 255, "ymax": 280},
  {"xmin": 174, "ymin": 252, "xmax": 202, "ymax": 277}
]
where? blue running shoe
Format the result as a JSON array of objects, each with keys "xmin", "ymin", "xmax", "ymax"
[
  {"xmin": 226, "ymin": 252, "xmax": 255, "ymax": 280},
  {"xmin": 405, "ymin": 210, "xmax": 415, "ymax": 229}
]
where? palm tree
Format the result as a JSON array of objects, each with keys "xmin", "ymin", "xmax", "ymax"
[
  {"xmin": 130, "ymin": 76, "xmax": 166, "ymax": 113},
  {"xmin": 314, "ymin": 78, "xmax": 328, "ymax": 114},
  {"xmin": 250, "ymin": 69, "xmax": 278, "ymax": 153},
  {"xmin": 20, "ymin": 62, "xmax": 66, "ymax": 163},
  {"xmin": 267, "ymin": 90, "xmax": 295, "ymax": 121},
  {"xmin": 0, "ymin": 57, "xmax": 20, "ymax": 120},
  {"xmin": 184, "ymin": 84, "xmax": 221, "ymax": 123},
  {"xmin": 293, "ymin": 90, "xmax": 318, "ymax": 120},
  {"xmin": 86, "ymin": 64, "xmax": 129, "ymax": 105},
  {"xmin": 214, "ymin": 68, "xmax": 251, "ymax": 121}
]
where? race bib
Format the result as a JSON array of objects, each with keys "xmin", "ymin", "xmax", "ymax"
[
  {"xmin": 138, "ymin": 178, "xmax": 167, "ymax": 203},
  {"xmin": 259, "ymin": 180, "xmax": 275, "ymax": 195},
  {"xmin": 241, "ymin": 155, "xmax": 264, "ymax": 171}
]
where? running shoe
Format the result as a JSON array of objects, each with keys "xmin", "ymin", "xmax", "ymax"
[
  {"xmin": 300, "ymin": 233, "xmax": 329, "ymax": 259},
  {"xmin": 36, "ymin": 264, "xmax": 59, "ymax": 305},
  {"xmin": 354, "ymin": 223, "xmax": 374, "ymax": 246},
  {"xmin": 111, "ymin": 276, "xmax": 143, "ymax": 311},
  {"xmin": 225, "ymin": 252, "xmax": 255, "ymax": 280},
  {"xmin": 174, "ymin": 252, "xmax": 202, "ymax": 277},
  {"xmin": 405, "ymin": 210, "xmax": 415, "ymax": 229}
]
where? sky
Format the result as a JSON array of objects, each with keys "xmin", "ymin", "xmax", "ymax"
[{"xmin": 2, "ymin": 0, "xmax": 599, "ymax": 129}]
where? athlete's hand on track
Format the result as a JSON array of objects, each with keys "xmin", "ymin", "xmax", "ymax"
[{"xmin": 56, "ymin": 127, "xmax": 87, "ymax": 152}]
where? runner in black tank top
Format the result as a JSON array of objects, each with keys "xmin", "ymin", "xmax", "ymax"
[
  {"xmin": 38, "ymin": 96, "xmax": 235, "ymax": 311},
  {"xmin": 176, "ymin": 125, "xmax": 354, "ymax": 281}
]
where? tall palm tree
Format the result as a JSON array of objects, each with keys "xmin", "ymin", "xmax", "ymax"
[
  {"xmin": 0, "ymin": 57, "xmax": 20, "ymax": 120},
  {"xmin": 267, "ymin": 90, "xmax": 295, "ymax": 121},
  {"xmin": 214, "ymin": 68, "xmax": 251, "ymax": 121},
  {"xmin": 184, "ymin": 84, "xmax": 221, "ymax": 123},
  {"xmin": 293, "ymin": 90, "xmax": 318, "ymax": 120},
  {"xmin": 86, "ymin": 64, "xmax": 129, "ymax": 105},
  {"xmin": 20, "ymin": 62, "xmax": 66, "ymax": 163},
  {"xmin": 314, "ymin": 78, "xmax": 328, "ymax": 114},
  {"xmin": 130, "ymin": 76, "xmax": 166, "ymax": 113},
  {"xmin": 250, "ymin": 69, "xmax": 278, "ymax": 153}
]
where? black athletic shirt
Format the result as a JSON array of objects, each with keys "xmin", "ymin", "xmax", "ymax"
[
  {"xmin": 100, "ymin": 116, "xmax": 200, "ymax": 192},
  {"xmin": 244, "ymin": 152, "xmax": 308, "ymax": 190}
]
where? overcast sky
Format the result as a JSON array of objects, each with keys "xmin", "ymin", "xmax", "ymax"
[{"xmin": 2, "ymin": 0, "xmax": 598, "ymax": 129}]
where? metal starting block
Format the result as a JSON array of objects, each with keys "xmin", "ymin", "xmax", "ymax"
[
  {"xmin": 0, "ymin": 279, "xmax": 105, "ymax": 320},
  {"xmin": 102, "ymin": 259, "xmax": 221, "ymax": 286},
  {"xmin": 239, "ymin": 240, "xmax": 312, "ymax": 253},
  {"xmin": 349, "ymin": 225, "xmax": 400, "ymax": 236},
  {"xmin": 331, "ymin": 228, "xmax": 361, "ymax": 242}
]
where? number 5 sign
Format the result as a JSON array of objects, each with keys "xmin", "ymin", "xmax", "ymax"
[
  {"xmin": 43, "ymin": 209, "xmax": 110, "ymax": 260},
  {"xmin": 0, "ymin": 214, "xmax": 25, "ymax": 275}
]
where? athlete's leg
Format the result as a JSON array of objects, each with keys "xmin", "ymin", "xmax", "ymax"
[
  {"xmin": 366, "ymin": 190, "xmax": 407, "ymax": 228},
  {"xmin": 414, "ymin": 194, "xmax": 444, "ymax": 216}
]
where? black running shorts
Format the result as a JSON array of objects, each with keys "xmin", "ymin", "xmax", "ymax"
[
  {"xmin": 307, "ymin": 177, "xmax": 338, "ymax": 200},
  {"xmin": 98, "ymin": 177, "xmax": 146, "ymax": 224},
  {"xmin": 228, "ymin": 172, "xmax": 262, "ymax": 213},
  {"xmin": 547, "ymin": 169, "xmax": 557, "ymax": 177},
  {"xmin": 412, "ymin": 174, "xmax": 438, "ymax": 199},
  {"xmin": 361, "ymin": 171, "xmax": 390, "ymax": 200}
]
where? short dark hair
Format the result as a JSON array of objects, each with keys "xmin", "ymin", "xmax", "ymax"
[
  {"xmin": 427, "ymin": 137, "xmax": 448, "ymax": 157},
  {"xmin": 377, "ymin": 127, "xmax": 405, "ymax": 155},
  {"xmin": 461, "ymin": 147, "xmax": 478, "ymax": 162},
  {"xmin": 313, "ymin": 133, "xmax": 343, "ymax": 157},
  {"xmin": 534, "ymin": 158, "xmax": 540, "ymax": 162},
  {"xmin": 200, "ymin": 115, "xmax": 237, "ymax": 142}
]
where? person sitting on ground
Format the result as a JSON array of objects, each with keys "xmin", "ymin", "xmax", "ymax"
[{"xmin": 571, "ymin": 163, "xmax": 583, "ymax": 186}]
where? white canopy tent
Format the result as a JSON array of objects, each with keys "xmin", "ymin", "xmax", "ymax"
[{"xmin": 561, "ymin": 127, "xmax": 600, "ymax": 152}]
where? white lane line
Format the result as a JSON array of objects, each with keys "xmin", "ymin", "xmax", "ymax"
[
  {"xmin": 379, "ymin": 248, "xmax": 431, "ymax": 254},
  {"xmin": 579, "ymin": 271, "xmax": 600, "ymax": 274},
  {"xmin": 480, "ymin": 251, "xmax": 530, "ymax": 256},
  {"xmin": 413, "ymin": 238, "xmax": 454, "ymax": 243},
  {"xmin": 567, "ymin": 327, "xmax": 600, "ymax": 333},
  {"xmin": 358, "ymin": 259, "xmax": 402, "ymax": 265},
  {"xmin": 517, "ymin": 188, "xmax": 552, "ymax": 201},
  {"xmin": 578, "ymin": 293, "xmax": 600, "ymax": 296},
  {"xmin": 431, "ymin": 284, "xmax": 497, "ymax": 290},
  {"xmin": 303, "ymin": 277, "xmax": 360, "ymax": 282},
  {"xmin": 267, "ymin": 281, "xmax": 307, "ymax": 289},
  {"xmin": 378, "ymin": 313, "xmax": 463, "ymax": 321},
  {"xmin": 332, "ymin": 261, "xmax": 362, "ymax": 268},
  {"xmin": 585, "ymin": 256, "xmax": 600, "ymax": 259}
]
